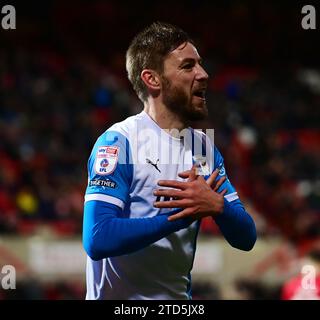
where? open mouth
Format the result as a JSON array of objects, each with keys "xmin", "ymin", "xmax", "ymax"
[{"xmin": 192, "ymin": 89, "xmax": 206, "ymax": 100}]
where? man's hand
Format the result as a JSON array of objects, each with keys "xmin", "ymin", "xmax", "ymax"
[{"xmin": 153, "ymin": 166, "xmax": 227, "ymax": 221}]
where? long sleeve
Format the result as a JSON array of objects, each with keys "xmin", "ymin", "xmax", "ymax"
[
  {"xmin": 214, "ymin": 199, "xmax": 257, "ymax": 251},
  {"xmin": 83, "ymin": 200, "xmax": 192, "ymax": 260},
  {"xmin": 211, "ymin": 146, "xmax": 257, "ymax": 251}
]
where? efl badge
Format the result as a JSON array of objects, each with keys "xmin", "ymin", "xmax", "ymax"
[
  {"xmin": 193, "ymin": 155, "xmax": 210, "ymax": 176},
  {"xmin": 95, "ymin": 146, "xmax": 119, "ymax": 175}
]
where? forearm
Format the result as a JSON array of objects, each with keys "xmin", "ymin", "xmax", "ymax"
[
  {"xmin": 83, "ymin": 200, "xmax": 192, "ymax": 260},
  {"xmin": 214, "ymin": 199, "xmax": 257, "ymax": 251}
]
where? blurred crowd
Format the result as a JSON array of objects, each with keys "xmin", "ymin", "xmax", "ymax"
[
  {"xmin": 0, "ymin": 1, "xmax": 319, "ymax": 244},
  {"xmin": 0, "ymin": 48, "xmax": 132, "ymax": 235},
  {"xmin": 200, "ymin": 65, "xmax": 320, "ymax": 245},
  {"xmin": 0, "ymin": 1, "xmax": 319, "ymax": 299},
  {"xmin": 1, "ymin": 59, "xmax": 319, "ymax": 244}
]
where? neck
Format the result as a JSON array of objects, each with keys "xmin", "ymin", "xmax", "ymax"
[{"xmin": 143, "ymin": 98, "xmax": 187, "ymax": 134}]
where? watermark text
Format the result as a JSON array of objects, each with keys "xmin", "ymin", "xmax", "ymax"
[{"xmin": 1, "ymin": 265, "xmax": 16, "ymax": 289}]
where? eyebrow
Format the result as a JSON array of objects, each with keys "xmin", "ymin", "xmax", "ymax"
[{"xmin": 179, "ymin": 57, "xmax": 202, "ymax": 66}]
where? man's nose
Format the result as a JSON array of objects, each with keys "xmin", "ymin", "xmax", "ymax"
[{"xmin": 196, "ymin": 64, "xmax": 209, "ymax": 81}]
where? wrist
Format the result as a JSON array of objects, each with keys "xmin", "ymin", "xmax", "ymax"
[{"xmin": 209, "ymin": 196, "xmax": 225, "ymax": 217}]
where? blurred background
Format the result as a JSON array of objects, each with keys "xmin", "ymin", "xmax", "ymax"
[{"xmin": 0, "ymin": 0, "xmax": 319, "ymax": 300}]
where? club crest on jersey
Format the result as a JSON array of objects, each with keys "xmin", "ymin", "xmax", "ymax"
[
  {"xmin": 193, "ymin": 155, "xmax": 210, "ymax": 176},
  {"xmin": 218, "ymin": 163, "xmax": 226, "ymax": 176},
  {"xmin": 95, "ymin": 146, "xmax": 119, "ymax": 175}
]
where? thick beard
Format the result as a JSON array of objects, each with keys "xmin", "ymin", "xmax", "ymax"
[{"xmin": 161, "ymin": 76, "xmax": 208, "ymax": 123}]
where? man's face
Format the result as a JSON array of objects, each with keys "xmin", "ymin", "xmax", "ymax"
[{"xmin": 161, "ymin": 42, "xmax": 209, "ymax": 122}]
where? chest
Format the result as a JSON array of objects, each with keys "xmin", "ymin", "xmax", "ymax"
[{"xmin": 131, "ymin": 137, "xmax": 193, "ymax": 190}]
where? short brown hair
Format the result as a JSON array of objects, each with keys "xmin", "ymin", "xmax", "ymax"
[{"xmin": 126, "ymin": 22, "xmax": 193, "ymax": 102}]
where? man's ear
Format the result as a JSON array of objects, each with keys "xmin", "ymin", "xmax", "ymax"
[{"xmin": 141, "ymin": 69, "xmax": 161, "ymax": 91}]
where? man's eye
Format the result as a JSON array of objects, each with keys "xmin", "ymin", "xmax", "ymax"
[{"xmin": 182, "ymin": 64, "xmax": 193, "ymax": 69}]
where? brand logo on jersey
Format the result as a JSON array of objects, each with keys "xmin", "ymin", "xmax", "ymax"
[
  {"xmin": 146, "ymin": 158, "xmax": 161, "ymax": 173},
  {"xmin": 193, "ymin": 155, "xmax": 210, "ymax": 175},
  {"xmin": 95, "ymin": 146, "xmax": 119, "ymax": 175}
]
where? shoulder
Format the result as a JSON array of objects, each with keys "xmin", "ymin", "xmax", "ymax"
[
  {"xmin": 87, "ymin": 116, "xmax": 136, "ymax": 178},
  {"xmin": 103, "ymin": 114, "xmax": 138, "ymax": 139}
]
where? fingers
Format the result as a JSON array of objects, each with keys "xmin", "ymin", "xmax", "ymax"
[
  {"xmin": 188, "ymin": 165, "xmax": 197, "ymax": 181},
  {"xmin": 220, "ymin": 188, "xmax": 228, "ymax": 196},
  {"xmin": 178, "ymin": 170, "xmax": 191, "ymax": 179},
  {"xmin": 206, "ymin": 168, "xmax": 219, "ymax": 186},
  {"xmin": 178, "ymin": 165, "xmax": 198, "ymax": 180},
  {"xmin": 157, "ymin": 180, "xmax": 188, "ymax": 190},
  {"xmin": 167, "ymin": 207, "xmax": 194, "ymax": 221},
  {"xmin": 153, "ymin": 199, "xmax": 191, "ymax": 209},
  {"xmin": 213, "ymin": 176, "xmax": 226, "ymax": 192},
  {"xmin": 153, "ymin": 188, "xmax": 184, "ymax": 199}
]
